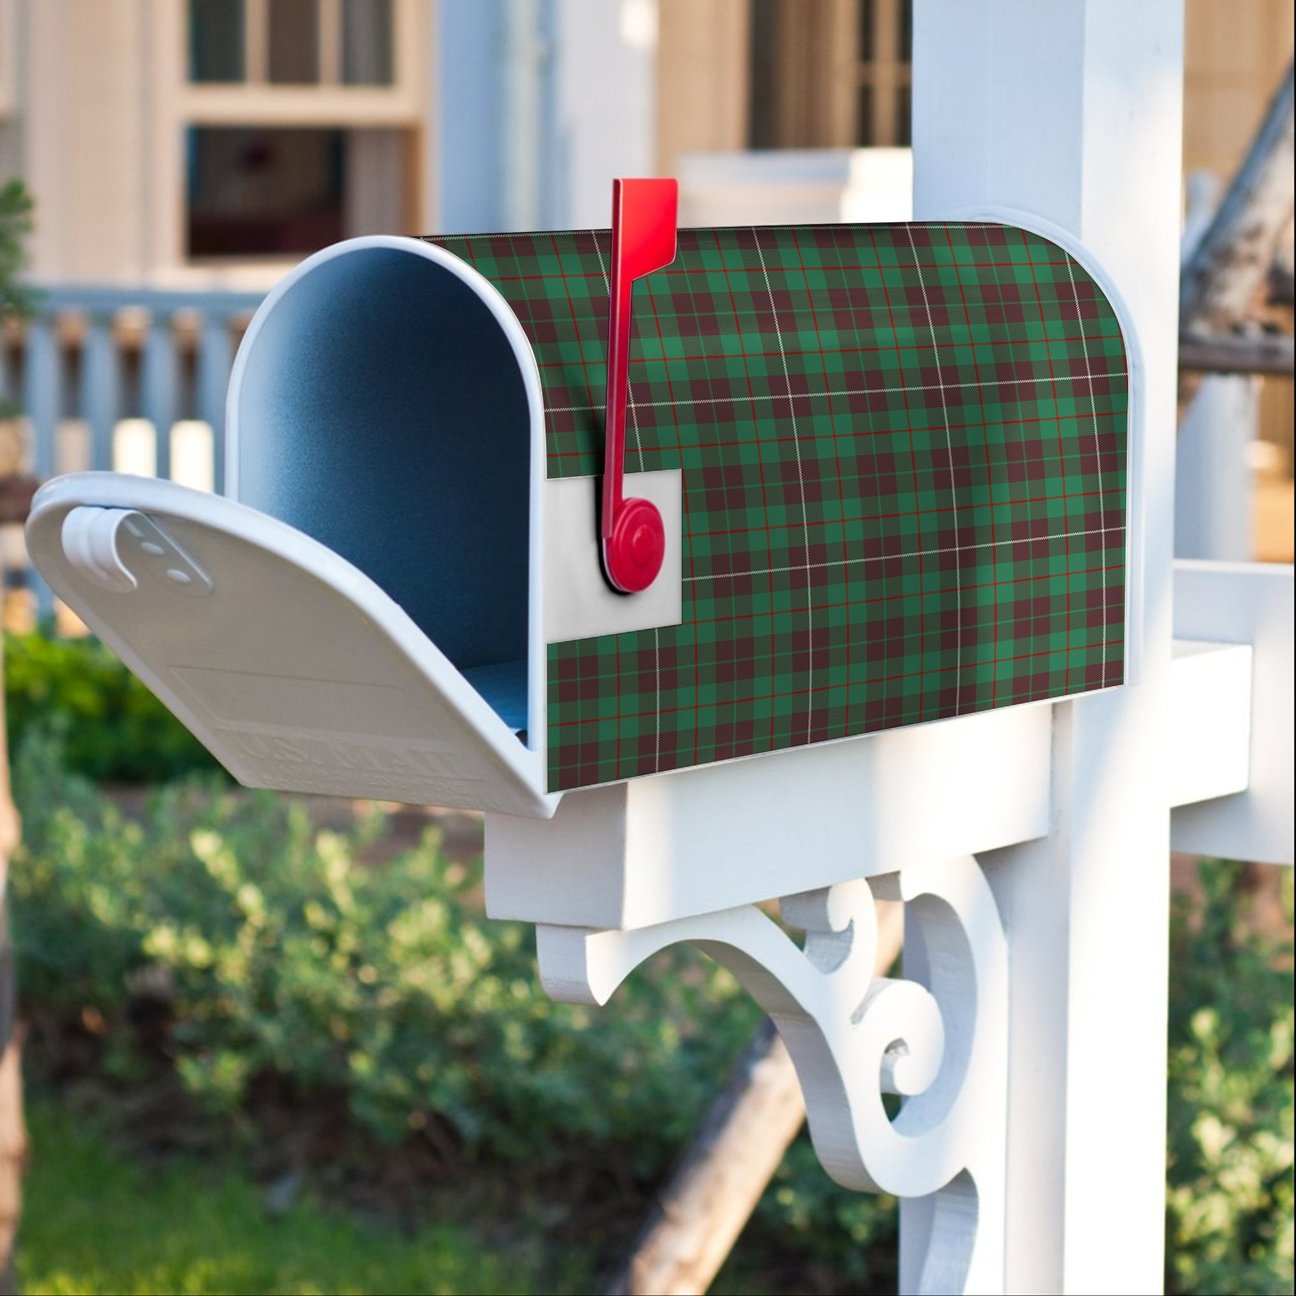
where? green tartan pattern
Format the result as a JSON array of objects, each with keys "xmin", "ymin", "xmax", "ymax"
[{"xmin": 427, "ymin": 222, "xmax": 1129, "ymax": 793}]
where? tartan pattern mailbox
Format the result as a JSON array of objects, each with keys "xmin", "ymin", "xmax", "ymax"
[
  {"xmin": 431, "ymin": 221, "xmax": 1129, "ymax": 791},
  {"xmin": 26, "ymin": 216, "xmax": 1129, "ymax": 812}
]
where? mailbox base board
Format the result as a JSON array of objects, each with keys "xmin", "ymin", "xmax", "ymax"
[{"xmin": 485, "ymin": 700, "xmax": 1052, "ymax": 929}]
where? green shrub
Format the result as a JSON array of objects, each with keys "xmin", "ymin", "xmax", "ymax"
[
  {"xmin": 4, "ymin": 630, "xmax": 220, "ymax": 783},
  {"xmin": 12, "ymin": 725, "xmax": 897, "ymax": 1287},
  {"xmin": 11, "ymin": 726, "xmax": 759, "ymax": 1171},
  {"xmin": 1166, "ymin": 861, "xmax": 1294, "ymax": 1295},
  {"xmin": 10, "ymin": 725, "xmax": 1293, "ymax": 1293}
]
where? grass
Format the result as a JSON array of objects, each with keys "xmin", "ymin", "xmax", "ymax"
[{"xmin": 18, "ymin": 1101, "xmax": 549, "ymax": 1295}]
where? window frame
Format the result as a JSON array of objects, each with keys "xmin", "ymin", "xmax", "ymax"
[
  {"xmin": 748, "ymin": 0, "xmax": 913, "ymax": 149},
  {"xmin": 182, "ymin": 0, "xmax": 421, "ymax": 123},
  {"xmin": 152, "ymin": 0, "xmax": 426, "ymax": 278}
]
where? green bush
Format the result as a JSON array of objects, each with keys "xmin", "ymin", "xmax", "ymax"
[
  {"xmin": 1166, "ymin": 861, "xmax": 1294, "ymax": 1295},
  {"xmin": 11, "ymin": 726, "xmax": 759, "ymax": 1171},
  {"xmin": 4, "ymin": 631, "xmax": 221, "ymax": 784},
  {"xmin": 11, "ymin": 723, "xmax": 899, "ymax": 1289}
]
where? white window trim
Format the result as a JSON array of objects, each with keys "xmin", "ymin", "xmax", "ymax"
[
  {"xmin": 149, "ymin": 0, "xmax": 427, "ymax": 283},
  {"xmin": 183, "ymin": 0, "xmax": 424, "ymax": 123}
]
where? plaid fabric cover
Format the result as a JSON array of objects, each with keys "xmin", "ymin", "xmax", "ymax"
[{"xmin": 427, "ymin": 223, "xmax": 1129, "ymax": 794}]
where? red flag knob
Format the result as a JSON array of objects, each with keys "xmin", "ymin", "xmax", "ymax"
[{"xmin": 604, "ymin": 495, "xmax": 666, "ymax": 593}]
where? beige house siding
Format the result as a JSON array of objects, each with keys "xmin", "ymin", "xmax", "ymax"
[
  {"xmin": 656, "ymin": 0, "xmax": 750, "ymax": 177},
  {"xmin": 5, "ymin": 0, "xmax": 429, "ymax": 289},
  {"xmin": 1184, "ymin": 0, "xmax": 1294, "ymax": 504},
  {"xmin": 23, "ymin": 0, "xmax": 155, "ymax": 283},
  {"xmin": 1184, "ymin": 0, "xmax": 1294, "ymax": 178},
  {"xmin": 8, "ymin": 1, "xmax": 1291, "ymax": 281}
]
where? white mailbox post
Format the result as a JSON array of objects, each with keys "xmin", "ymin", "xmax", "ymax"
[
  {"xmin": 509, "ymin": 6, "xmax": 1295, "ymax": 1292},
  {"xmin": 22, "ymin": 3, "xmax": 1295, "ymax": 1294},
  {"xmin": 917, "ymin": 5, "xmax": 1182, "ymax": 1290}
]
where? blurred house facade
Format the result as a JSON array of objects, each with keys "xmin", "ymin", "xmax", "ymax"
[
  {"xmin": 0, "ymin": 0, "xmax": 1289, "ymax": 579},
  {"xmin": 0, "ymin": 0, "xmax": 429, "ymax": 289},
  {"xmin": 0, "ymin": 0, "xmax": 1289, "ymax": 278}
]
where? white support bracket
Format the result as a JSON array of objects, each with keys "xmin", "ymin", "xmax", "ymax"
[{"xmin": 536, "ymin": 856, "xmax": 1008, "ymax": 1296}]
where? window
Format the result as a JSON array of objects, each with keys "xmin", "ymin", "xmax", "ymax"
[
  {"xmin": 269, "ymin": 0, "xmax": 320, "ymax": 85},
  {"xmin": 342, "ymin": 0, "xmax": 394, "ymax": 85},
  {"xmin": 748, "ymin": 0, "xmax": 912, "ymax": 149},
  {"xmin": 186, "ymin": 125, "xmax": 411, "ymax": 258},
  {"xmin": 856, "ymin": 0, "xmax": 912, "ymax": 146},
  {"xmin": 167, "ymin": 0, "xmax": 422, "ymax": 266},
  {"xmin": 190, "ymin": 0, "xmax": 247, "ymax": 82},
  {"xmin": 187, "ymin": 127, "xmax": 345, "ymax": 256},
  {"xmin": 187, "ymin": 0, "xmax": 395, "ymax": 87}
]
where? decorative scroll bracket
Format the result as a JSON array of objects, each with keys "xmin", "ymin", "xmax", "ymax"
[{"xmin": 536, "ymin": 855, "xmax": 1008, "ymax": 1296}]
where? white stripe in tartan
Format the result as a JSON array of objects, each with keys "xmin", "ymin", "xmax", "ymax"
[
  {"xmin": 543, "ymin": 369, "xmax": 1126, "ymax": 415},
  {"xmin": 753, "ymin": 227, "xmax": 814, "ymax": 739},
  {"xmin": 982, "ymin": 228, "xmax": 1043, "ymax": 696},
  {"xmin": 682, "ymin": 522, "xmax": 1128, "ymax": 582},
  {"xmin": 906, "ymin": 224, "xmax": 963, "ymax": 713}
]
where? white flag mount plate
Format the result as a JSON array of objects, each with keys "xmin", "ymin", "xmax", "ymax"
[{"xmin": 26, "ymin": 473, "xmax": 554, "ymax": 819}]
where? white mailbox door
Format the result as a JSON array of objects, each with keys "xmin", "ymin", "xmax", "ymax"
[{"xmin": 26, "ymin": 473, "xmax": 555, "ymax": 819}]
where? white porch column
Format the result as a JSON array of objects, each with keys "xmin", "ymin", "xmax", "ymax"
[
  {"xmin": 550, "ymin": 0, "xmax": 657, "ymax": 227},
  {"xmin": 912, "ymin": 4, "xmax": 1183, "ymax": 1293}
]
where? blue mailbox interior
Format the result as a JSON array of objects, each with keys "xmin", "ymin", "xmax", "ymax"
[{"xmin": 233, "ymin": 244, "xmax": 533, "ymax": 733}]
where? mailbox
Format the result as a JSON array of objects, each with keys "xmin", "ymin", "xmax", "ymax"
[{"xmin": 27, "ymin": 188, "xmax": 1131, "ymax": 818}]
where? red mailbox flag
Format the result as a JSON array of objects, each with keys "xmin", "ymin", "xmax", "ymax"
[{"xmin": 601, "ymin": 177, "xmax": 678, "ymax": 593}]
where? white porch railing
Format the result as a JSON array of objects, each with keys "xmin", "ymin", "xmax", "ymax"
[{"xmin": 1, "ymin": 284, "xmax": 264, "ymax": 617}]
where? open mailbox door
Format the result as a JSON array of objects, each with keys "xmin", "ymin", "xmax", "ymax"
[
  {"xmin": 28, "ymin": 235, "xmax": 556, "ymax": 818},
  {"xmin": 27, "ymin": 474, "xmax": 554, "ymax": 818}
]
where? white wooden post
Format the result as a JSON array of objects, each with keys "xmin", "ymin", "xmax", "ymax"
[{"xmin": 912, "ymin": 4, "xmax": 1183, "ymax": 1291}]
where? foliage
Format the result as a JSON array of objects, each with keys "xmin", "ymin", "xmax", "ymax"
[
  {"xmin": 1166, "ymin": 861, "xmax": 1294, "ymax": 1296},
  {"xmin": 10, "ymin": 726, "xmax": 759, "ymax": 1172},
  {"xmin": 3, "ymin": 631, "xmax": 221, "ymax": 784},
  {"xmin": 0, "ymin": 177, "xmax": 34, "ymax": 316},
  {"xmin": 18, "ymin": 1101, "xmax": 549, "ymax": 1295},
  {"xmin": 9, "ymin": 727, "xmax": 1293, "ymax": 1292},
  {"xmin": 0, "ymin": 177, "xmax": 35, "ymax": 418}
]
